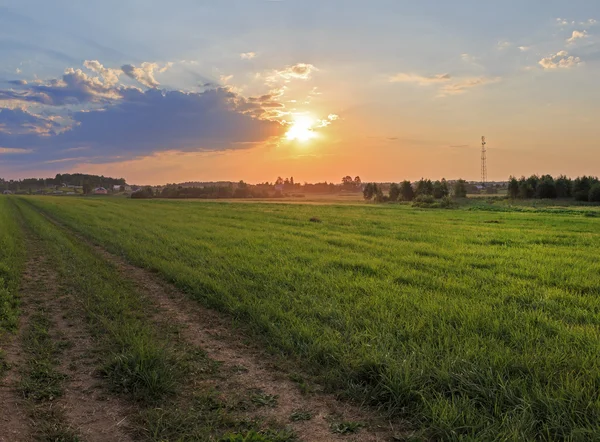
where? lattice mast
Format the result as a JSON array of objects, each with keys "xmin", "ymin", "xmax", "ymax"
[{"xmin": 481, "ymin": 136, "xmax": 487, "ymax": 186}]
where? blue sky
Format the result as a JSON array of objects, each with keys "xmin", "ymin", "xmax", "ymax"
[{"xmin": 1, "ymin": 0, "xmax": 599, "ymax": 183}]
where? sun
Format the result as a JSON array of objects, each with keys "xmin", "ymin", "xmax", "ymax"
[{"xmin": 285, "ymin": 115, "xmax": 316, "ymax": 142}]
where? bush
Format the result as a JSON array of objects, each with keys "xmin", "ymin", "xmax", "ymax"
[
  {"xmin": 589, "ymin": 183, "xmax": 600, "ymax": 202},
  {"xmin": 400, "ymin": 181, "xmax": 415, "ymax": 201},
  {"xmin": 131, "ymin": 186, "xmax": 154, "ymax": 199},
  {"xmin": 453, "ymin": 179, "xmax": 468, "ymax": 198},
  {"xmin": 388, "ymin": 183, "xmax": 400, "ymax": 202}
]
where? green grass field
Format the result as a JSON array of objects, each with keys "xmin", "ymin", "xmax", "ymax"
[{"xmin": 10, "ymin": 196, "xmax": 600, "ymax": 440}]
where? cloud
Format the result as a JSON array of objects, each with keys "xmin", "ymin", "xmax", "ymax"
[
  {"xmin": 83, "ymin": 60, "xmax": 121, "ymax": 86},
  {"xmin": 15, "ymin": 68, "xmax": 21, "ymax": 74},
  {"xmin": 0, "ymin": 108, "xmax": 61, "ymax": 135},
  {"xmin": 567, "ymin": 30, "xmax": 588, "ymax": 44},
  {"xmin": 121, "ymin": 62, "xmax": 172, "ymax": 88},
  {"xmin": 240, "ymin": 52, "xmax": 256, "ymax": 60},
  {"xmin": 438, "ymin": 77, "xmax": 501, "ymax": 96},
  {"xmin": 538, "ymin": 51, "xmax": 582, "ymax": 69},
  {"xmin": 497, "ymin": 41, "xmax": 511, "ymax": 50},
  {"xmin": 268, "ymin": 63, "xmax": 317, "ymax": 82},
  {"xmin": 389, "ymin": 73, "xmax": 451, "ymax": 85},
  {"xmin": 518, "ymin": 46, "xmax": 531, "ymax": 52},
  {"xmin": 0, "ymin": 67, "xmax": 121, "ymax": 106},
  {"xmin": 0, "ymin": 147, "xmax": 32, "ymax": 154},
  {"xmin": 0, "ymin": 80, "xmax": 286, "ymax": 168}
]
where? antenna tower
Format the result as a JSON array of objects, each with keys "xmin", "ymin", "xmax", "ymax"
[{"xmin": 481, "ymin": 136, "xmax": 487, "ymax": 186}]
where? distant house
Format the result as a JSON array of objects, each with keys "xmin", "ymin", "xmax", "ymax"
[
  {"xmin": 2, "ymin": 190, "xmax": 12, "ymax": 195},
  {"xmin": 93, "ymin": 187, "xmax": 108, "ymax": 195}
]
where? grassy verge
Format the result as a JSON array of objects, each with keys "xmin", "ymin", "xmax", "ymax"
[
  {"xmin": 0, "ymin": 197, "xmax": 25, "ymax": 372},
  {"xmin": 14, "ymin": 198, "xmax": 299, "ymax": 441},
  {"xmin": 21, "ymin": 196, "xmax": 600, "ymax": 440}
]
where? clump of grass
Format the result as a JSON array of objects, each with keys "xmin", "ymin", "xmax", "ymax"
[
  {"xmin": 309, "ymin": 217, "xmax": 322, "ymax": 223},
  {"xmin": 250, "ymin": 390, "xmax": 278, "ymax": 408},
  {"xmin": 289, "ymin": 409, "xmax": 312, "ymax": 421},
  {"xmin": 221, "ymin": 429, "xmax": 296, "ymax": 442},
  {"xmin": 330, "ymin": 421, "xmax": 363, "ymax": 434}
]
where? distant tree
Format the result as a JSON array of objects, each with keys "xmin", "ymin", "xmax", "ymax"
[
  {"xmin": 389, "ymin": 183, "xmax": 400, "ymax": 201},
  {"xmin": 82, "ymin": 181, "xmax": 92, "ymax": 195},
  {"xmin": 131, "ymin": 186, "xmax": 154, "ymax": 199},
  {"xmin": 589, "ymin": 183, "xmax": 600, "ymax": 202},
  {"xmin": 399, "ymin": 180, "xmax": 415, "ymax": 201},
  {"xmin": 453, "ymin": 179, "xmax": 468, "ymax": 198},
  {"xmin": 573, "ymin": 176, "xmax": 598, "ymax": 201},
  {"xmin": 518, "ymin": 176, "xmax": 535, "ymax": 199},
  {"xmin": 507, "ymin": 176, "xmax": 519, "ymax": 199},
  {"xmin": 354, "ymin": 176, "xmax": 362, "ymax": 188},
  {"xmin": 555, "ymin": 175, "xmax": 572, "ymax": 198},
  {"xmin": 415, "ymin": 178, "xmax": 434, "ymax": 196},
  {"xmin": 275, "ymin": 176, "xmax": 284, "ymax": 186},
  {"xmin": 536, "ymin": 175, "xmax": 557, "ymax": 199},
  {"xmin": 363, "ymin": 183, "xmax": 378, "ymax": 200},
  {"xmin": 433, "ymin": 179, "xmax": 449, "ymax": 199},
  {"xmin": 374, "ymin": 186, "xmax": 387, "ymax": 203},
  {"xmin": 119, "ymin": 185, "xmax": 126, "ymax": 192},
  {"xmin": 342, "ymin": 175, "xmax": 355, "ymax": 190}
]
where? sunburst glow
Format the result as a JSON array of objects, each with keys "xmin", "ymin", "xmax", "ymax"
[{"xmin": 285, "ymin": 115, "xmax": 317, "ymax": 142}]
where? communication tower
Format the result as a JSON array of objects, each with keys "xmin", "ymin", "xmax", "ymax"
[{"xmin": 481, "ymin": 136, "xmax": 487, "ymax": 186}]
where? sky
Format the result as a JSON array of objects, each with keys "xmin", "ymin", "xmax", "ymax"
[{"xmin": 1, "ymin": 0, "xmax": 599, "ymax": 184}]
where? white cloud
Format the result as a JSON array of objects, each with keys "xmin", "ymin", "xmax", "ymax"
[
  {"xmin": 220, "ymin": 74, "xmax": 233, "ymax": 84},
  {"xmin": 0, "ymin": 147, "xmax": 32, "ymax": 154},
  {"xmin": 121, "ymin": 62, "xmax": 172, "ymax": 88},
  {"xmin": 538, "ymin": 51, "xmax": 582, "ymax": 69},
  {"xmin": 438, "ymin": 77, "xmax": 501, "ymax": 96},
  {"xmin": 83, "ymin": 60, "xmax": 122, "ymax": 86},
  {"xmin": 15, "ymin": 68, "xmax": 21, "ymax": 74},
  {"xmin": 240, "ymin": 52, "xmax": 257, "ymax": 60},
  {"xmin": 497, "ymin": 41, "xmax": 511, "ymax": 50},
  {"xmin": 567, "ymin": 30, "xmax": 588, "ymax": 44},
  {"xmin": 267, "ymin": 63, "xmax": 318, "ymax": 82},
  {"xmin": 518, "ymin": 46, "xmax": 531, "ymax": 52},
  {"xmin": 389, "ymin": 73, "xmax": 451, "ymax": 85}
]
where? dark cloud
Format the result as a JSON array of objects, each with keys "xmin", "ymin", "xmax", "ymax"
[
  {"xmin": 0, "ymin": 84, "xmax": 285, "ymax": 168},
  {"xmin": 0, "ymin": 68, "xmax": 120, "ymax": 106},
  {"xmin": 0, "ymin": 108, "xmax": 60, "ymax": 135}
]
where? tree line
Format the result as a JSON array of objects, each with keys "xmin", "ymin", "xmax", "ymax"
[
  {"xmin": 363, "ymin": 178, "xmax": 469, "ymax": 202},
  {"xmin": 507, "ymin": 175, "xmax": 600, "ymax": 202},
  {"xmin": 1, "ymin": 173, "xmax": 126, "ymax": 193}
]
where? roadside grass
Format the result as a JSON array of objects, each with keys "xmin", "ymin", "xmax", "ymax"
[
  {"xmin": 0, "ymin": 198, "xmax": 24, "ymax": 334},
  {"xmin": 20, "ymin": 308, "xmax": 79, "ymax": 441},
  {"xmin": 21, "ymin": 196, "xmax": 600, "ymax": 440},
  {"xmin": 13, "ymin": 198, "xmax": 300, "ymax": 441},
  {"xmin": 0, "ymin": 197, "xmax": 25, "ymax": 375}
]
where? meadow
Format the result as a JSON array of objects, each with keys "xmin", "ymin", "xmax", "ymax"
[
  {"xmin": 10, "ymin": 196, "xmax": 600, "ymax": 440},
  {"xmin": 0, "ymin": 198, "xmax": 23, "ymax": 338}
]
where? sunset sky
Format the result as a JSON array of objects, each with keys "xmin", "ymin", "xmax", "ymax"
[{"xmin": 1, "ymin": 0, "xmax": 599, "ymax": 184}]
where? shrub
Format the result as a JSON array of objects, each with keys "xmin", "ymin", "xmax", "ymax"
[
  {"xmin": 453, "ymin": 179, "xmax": 468, "ymax": 198},
  {"xmin": 131, "ymin": 186, "xmax": 154, "ymax": 199},
  {"xmin": 388, "ymin": 183, "xmax": 400, "ymax": 202},
  {"xmin": 589, "ymin": 183, "xmax": 600, "ymax": 202},
  {"xmin": 433, "ymin": 179, "xmax": 449, "ymax": 199},
  {"xmin": 400, "ymin": 180, "xmax": 415, "ymax": 201}
]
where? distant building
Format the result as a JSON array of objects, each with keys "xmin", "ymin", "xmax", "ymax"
[
  {"xmin": 93, "ymin": 187, "xmax": 108, "ymax": 195},
  {"xmin": 2, "ymin": 190, "xmax": 12, "ymax": 195}
]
